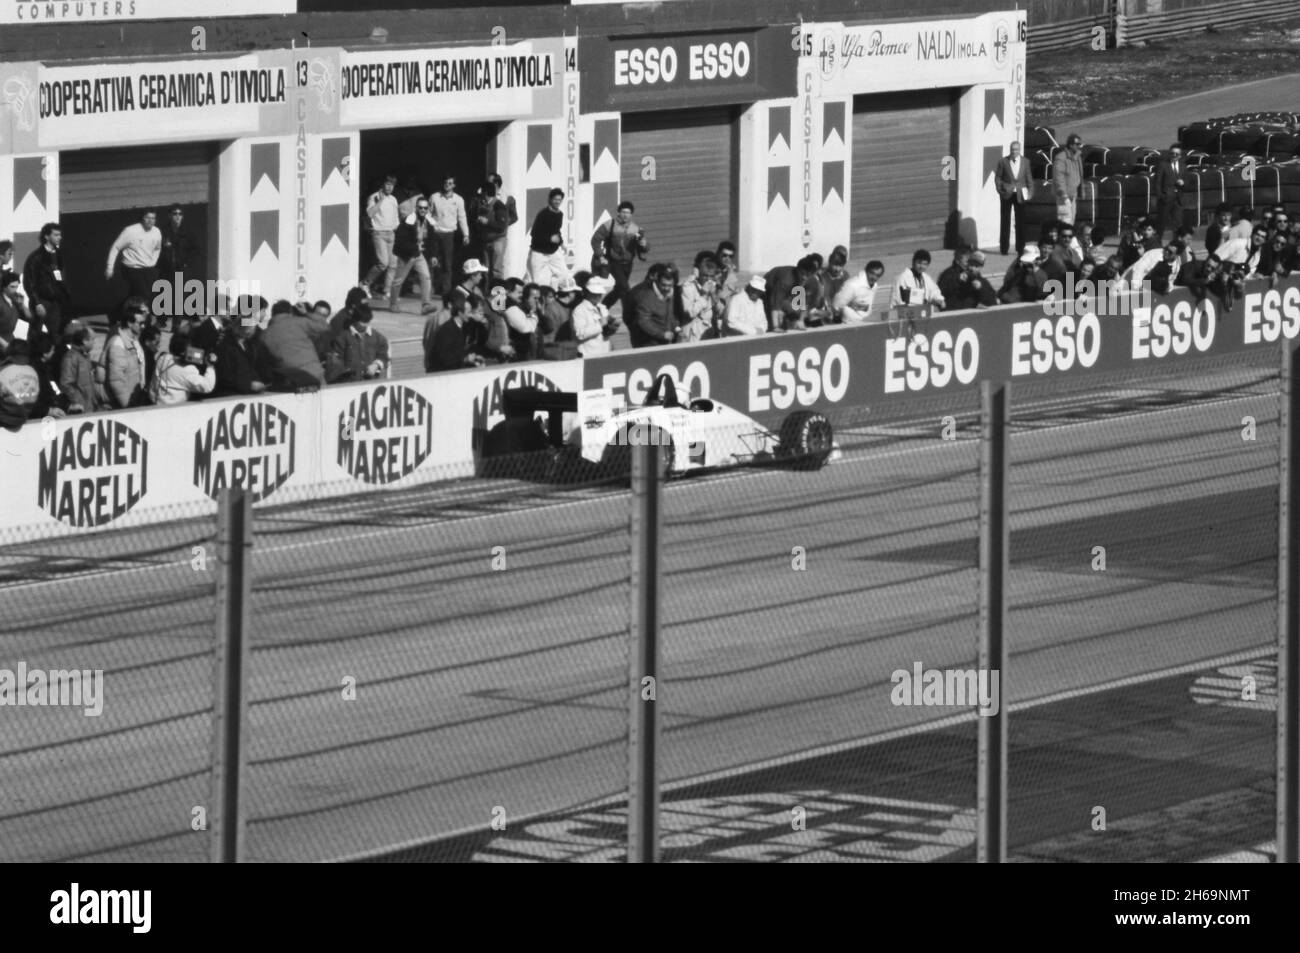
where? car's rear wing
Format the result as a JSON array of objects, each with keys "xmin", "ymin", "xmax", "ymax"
[{"xmin": 501, "ymin": 387, "xmax": 578, "ymax": 449}]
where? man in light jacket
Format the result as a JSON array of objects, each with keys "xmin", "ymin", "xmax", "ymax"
[
  {"xmin": 1051, "ymin": 134, "xmax": 1085, "ymax": 225},
  {"xmin": 101, "ymin": 304, "xmax": 148, "ymax": 408}
]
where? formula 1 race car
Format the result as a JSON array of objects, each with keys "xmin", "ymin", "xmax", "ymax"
[{"xmin": 481, "ymin": 373, "xmax": 836, "ymax": 481}]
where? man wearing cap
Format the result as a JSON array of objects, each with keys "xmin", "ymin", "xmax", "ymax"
[
  {"xmin": 1052, "ymin": 134, "xmax": 1085, "ymax": 225},
  {"xmin": 889, "ymin": 250, "xmax": 945, "ymax": 311},
  {"xmin": 388, "ymin": 197, "xmax": 439, "ymax": 315},
  {"xmin": 450, "ymin": 259, "xmax": 490, "ymax": 308},
  {"xmin": 571, "ymin": 276, "xmax": 618, "ymax": 357},
  {"xmin": 722, "ymin": 276, "xmax": 769, "ymax": 336},
  {"xmin": 833, "ymin": 260, "xmax": 885, "ymax": 323},
  {"xmin": 626, "ymin": 263, "xmax": 678, "ymax": 348},
  {"xmin": 327, "ymin": 304, "xmax": 390, "ymax": 382},
  {"xmin": 997, "ymin": 245, "xmax": 1048, "ymax": 304}
]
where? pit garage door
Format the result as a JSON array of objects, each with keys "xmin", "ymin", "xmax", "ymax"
[
  {"xmin": 60, "ymin": 142, "xmax": 218, "ymax": 314},
  {"xmin": 619, "ymin": 107, "xmax": 739, "ymax": 278},
  {"xmin": 850, "ymin": 89, "xmax": 958, "ymax": 264}
]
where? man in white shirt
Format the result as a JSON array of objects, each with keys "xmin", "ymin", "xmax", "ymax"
[
  {"xmin": 1122, "ymin": 243, "xmax": 1181, "ymax": 295},
  {"xmin": 364, "ymin": 173, "xmax": 399, "ymax": 297},
  {"xmin": 430, "ymin": 176, "xmax": 471, "ymax": 298},
  {"xmin": 889, "ymin": 250, "xmax": 946, "ymax": 311},
  {"xmin": 833, "ymin": 260, "xmax": 886, "ymax": 323},
  {"xmin": 1202, "ymin": 226, "xmax": 1266, "ymax": 274},
  {"xmin": 721, "ymin": 276, "xmax": 768, "ymax": 336},
  {"xmin": 571, "ymin": 276, "xmax": 616, "ymax": 357},
  {"xmin": 105, "ymin": 209, "xmax": 163, "ymax": 311},
  {"xmin": 1225, "ymin": 207, "xmax": 1255, "ymax": 244}
]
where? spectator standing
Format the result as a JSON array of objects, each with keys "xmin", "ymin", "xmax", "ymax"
[
  {"xmin": 1153, "ymin": 145, "xmax": 1186, "ymax": 239},
  {"xmin": 818, "ymin": 248, "xmax": 851, "ymax": 319},
  {"xmin": 158, "ymin": 205, "xmax": 200, "ymax": 304},
  {"xmin": 214, "ymin": 306, "xmax": 274, "ymax": 396},
  {"xmin": 937, "ymin": 246, "xmax": 974, "ymax": 303},
  {"xmin": 625, "ymin": 264, "xmax": 678, "ymax": 348},
  {"xmin": 452, "ymin": 259, "xmax": 490, "ymax": 307},
  {"xmin": 996, "ymin": 140, "xmax": 1034, "ymax": 255},
  {"xmin": 363, "ymin": 173, "xmax": 400, "ymax": 296},
  {"xmin": 715, "ymin": 241, "xmax": 742, "ymax": 299},
  {"xmin": 1205, "ymin": 205, "xmax": 1234, "ymax": 256},
  {"xmin": 388, "ymin": 197, "xmax": 439, "ymax": 315},
  {"xmin": 189, "ymin": 309, "xmax": 228, "ymax": 355},
  {"xmin": 99, "ymin": 304, "xmax": 149, "ymax": 409},
  {"xmin": 58, "ymin": 323, "xmax": 100, "ymax": 414},
  {"xmin": 397, "ymin": 177, "xmax": 424, "ymax": 220},
  {"xmin": 1226, "ymin": 207, "xmax": 1255, "ymax": 243},
  {"xmin": 502, "ymin": 280, "xmax": 541, "ymax": 362},
  {"xmin": 890, "ymin": 250, "xmax": 946, "ymax": 311},
  {"xmin": 528, "ymin": 188, "xmax": 571, "ymax": 288},
  {"xmin": 488, "ymin": 173, "xmax": 519, "ymax": 230},
  {"xmin": 470, "ymin": 181, "xmax": 511, "ymax": 281},
  {"xmin": 679, "ymin": 252, "xmax": 724, "ymax": 343},
  {"xmin": 571, "ymin": 276, "xmax": 618, "ymax": 357},
  {"xmin": 765, "ymin": 256, "xmax": 825, "ymax": 331},
  {"xmin": 327, "ymin": 305, "xmax": 390, "ymax": 382},
  {"xmin": 105, "ymin": 210, "xmax": 163, "ymax": 313},
  {"xmin": 430, "ymin": 175, "xmax": 471, "ymax": 297},
  {"xmin": 590, "ymin": 201, "xmax": 648, "ymax": 308},
  {"xmin": 0, "ymin": 270, "xmax": 33, "ymax": 355},
  {"xmin": 721, "ymin": 276, "xmax": 768, "ymax": 336},
  {"xmin": 833, "ymin": 260, "xmax": 886, "ymax": 323},
  {"xmin": 997, "ymin": 246, "xmax": 1048, "ymax": 304},
  {"xmin": 1043, "ymin": 225, "xmax": 1084, "ymax": 285},
  {"xmin": 538, "ymin": 280, "xmax": 580, "ymax": 358},
  {"xmin": 152, "ymin": 332, "xmax": 217, "ymax": 405},
  {"xmin": 331, "ymin": 287, "xmax": 370, "ymax": 337},
  {"xmin": 23, "ymin": 222, "xmax": 72, "ymax": 339},
  {"xmin": 947, "ymin": 251, "xmax": 998, "ymax": 310},
  {"xmin": 1052, "ymin": 134, "xmax": 1085, "ymax": 225},
  {"xmin": 139, "ymin": 324, "xmax": 162, "ymax": 395},
  {"xmin": 263, "ymin": 299, "xmax": 327, "ymax": 390},
  {"xmin": 426, "ymin": 290, "xmax": 489, "ymax": 372}
]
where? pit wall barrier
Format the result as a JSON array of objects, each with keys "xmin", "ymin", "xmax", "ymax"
[{"xmin": 2, "ymin": 274, "xmax": 1298, "ymax": 538}]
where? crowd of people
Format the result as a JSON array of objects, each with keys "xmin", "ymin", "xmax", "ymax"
[{"xmin": 1, "ymin": 157, "xmax": 1297, "ymax": 428}]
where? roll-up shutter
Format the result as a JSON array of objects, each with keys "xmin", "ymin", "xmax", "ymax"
[
  {"xmin": 60, "ymin": 142, "xmax": 216, "ymax": 213},
  {"xmin": 619, "ymin": 107, "xmax": 738, "ymax": 278},
  {"xmin": 850, "ymin": 89, "xmax": 958, "ymax": 263}
]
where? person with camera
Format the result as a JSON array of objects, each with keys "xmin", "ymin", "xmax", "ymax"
[
  {"xmin": 591, "ymin": 201, "xmax": 648, "ymax": 309},
  {"xmin": 151, "ymin": 332, "xmax": 217, "ymax": 405},
  {"xmin": 678, "ymin": 251, "xmax": 724, "ymax": 343},
  {"xmin": 326, "ymin": 304, "xmax": 390, "ymax": 383}
]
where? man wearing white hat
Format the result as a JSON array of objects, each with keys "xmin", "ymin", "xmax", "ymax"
[
  {"xmin": 721, "ymin": 275, "xmax": 768, "ymax": 336},
  {"xmin": 448, "ymin": 258, "xmax": 489, "ymax": 308},
  {"xmin": 997, "ymin": 244, "xmax": 1048, "ymax": 304},
  {"xmin": 571, "ymin": 275, "xmax": 617, "ymax": 357}
]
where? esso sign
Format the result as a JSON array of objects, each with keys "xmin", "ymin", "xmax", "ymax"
[
  {"xmin": 1132, "ymin": 300, "xmax": 1216, "ymax": 359},
  {"xmin": 1012, "ymin": 314, "xmax": 1101, "ymax": 375},
  {"xmin": 601, "ymin": 362, "xmax": 709, "ymax": 405},
  {"xmin": 688, "ymin": 41, "xmax": 751, "ymax": 80},
  {"xmin": 884, "ymin": 328, "xmax": 980, "ymax": 394},
  {"xmin": 749, "ymin": 344, "xmax": 850, "ymax": 412},
  {"xmin": 613, "ymin": 47, "xmax": 679, "ymax": 86},
  {"xmin": 1243, "ymin": 286, "xmax": 1300, "ymax": 345}
]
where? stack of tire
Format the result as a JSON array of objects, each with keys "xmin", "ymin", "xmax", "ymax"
[{"xmin": 1021, "ymin": 144, "xmax": 1162, "ymax": 237}]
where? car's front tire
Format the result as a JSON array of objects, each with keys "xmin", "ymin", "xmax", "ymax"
[{"xmin": 778, "ymin": 411, "xmax": 833, "ymax": 470}]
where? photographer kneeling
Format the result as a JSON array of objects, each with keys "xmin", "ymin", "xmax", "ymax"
[{"xmin": 151, "ymin": 332, "xmax": 216, "ymax": 405}]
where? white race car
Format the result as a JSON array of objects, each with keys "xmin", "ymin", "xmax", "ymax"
[{"xmin": 485, "ymin": 373, "xmax": 835, "ymax": 479}]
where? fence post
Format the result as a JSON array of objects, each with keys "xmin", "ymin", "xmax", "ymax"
[
  {"xmin": 628, "ymin": 439, "xmax": 662, "ymax": 863},
  {"xmin": 1280, "ymin": 343, "xmax": 1300, "ymax": 863},
  {"xmin": 210, "ymin": 487, "xmax": 253, "ymax": 863},
  {"xmin": 978, "ymin": 380, "xmax": 1010, "ymax": 863}
]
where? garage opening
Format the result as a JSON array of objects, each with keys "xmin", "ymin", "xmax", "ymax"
[
  {"xmin": 619, "ymin": 106, "xmax": 740, "ymax": 278},
  {"xmin": 358, "ymin": 123, "xmax": 500, "ymax": 286},
  {"xmin": 850, "ymin": 89, "xmax": 959, "ymax": 265},
  {"xmin": 59, "ymin": 141, "xmax": 219, "ymax": 316}
]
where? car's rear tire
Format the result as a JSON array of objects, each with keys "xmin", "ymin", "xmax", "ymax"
[
  {"xmin": 778, "ymin": 411, "xmax": 833, "ymax": 470},
  {"xmin": 601, "ymin": 424, "xmax": 674, "ymax": 479}
]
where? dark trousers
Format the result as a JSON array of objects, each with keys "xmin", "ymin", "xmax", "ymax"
[
  {"xmin": 35, "ymin": 299, "xmax": 68, "ymax": 339},
  {"xmin": 434, "ymin": 230, "xmax": 457, "ymax": 294},
  {"xmin": 121, "ymin": 265, "xmax": 160, "ymax": 314},
  {"xmin": 604, "ymin": 259, "xmax": 633, "ymax": 309},
  {"xmin": 1157, "ymin": 195, "xmax": 1184, "ymax": 237},
  {"xmin": 999, "ymin": 197, "xmax": 1026, "ymax": 255}
]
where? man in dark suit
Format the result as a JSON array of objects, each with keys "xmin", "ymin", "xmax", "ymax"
[
  {"xmin": 1153, "ymin": 145, "xmax": 1186, "ymax": 240},
  {"xmin": 995, "ymin": 141, "xmax": 1034, "ymax": 256}
]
